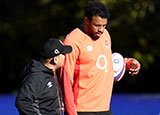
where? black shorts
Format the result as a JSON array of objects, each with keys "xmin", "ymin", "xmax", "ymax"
[{"xmin": 77, "ymin": 110, "xmax": 112, "ymax": 115}]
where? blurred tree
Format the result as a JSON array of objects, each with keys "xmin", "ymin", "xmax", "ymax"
[{"xmin": 0, "ymin": 0, "xmax": 87, "ymax": 93}]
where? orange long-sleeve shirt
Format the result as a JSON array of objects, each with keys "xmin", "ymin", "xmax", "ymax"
[{"xmin": 60, "ymin": 28, "xmax": 114, "ymax": 115}]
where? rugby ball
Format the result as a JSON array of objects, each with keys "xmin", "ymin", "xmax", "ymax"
[{"xmin": 112, "ymin": 52, "xmax": 125, "ymax": 82}]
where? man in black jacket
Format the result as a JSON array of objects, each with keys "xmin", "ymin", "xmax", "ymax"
[{"xmin": 15, "ymin": 38, "xmax": 72, "ymax": 115}]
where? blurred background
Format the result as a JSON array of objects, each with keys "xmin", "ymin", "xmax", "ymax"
[{"xmin": 0, "ymin": 0, "xmax": 160, "ymax": 114}]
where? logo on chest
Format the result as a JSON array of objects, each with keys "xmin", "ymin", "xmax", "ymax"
[
  {"xmin": 87, "ymin": 45, "xmax": 93, "ymax": 51},
  {"xmin": 47, "ymin": 82, "xmax": 53, "ymax": 88}
]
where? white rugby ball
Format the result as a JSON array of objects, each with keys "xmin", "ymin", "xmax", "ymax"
[{"xmin": 112, "ymin": 52, "xmax": 125, "ymax": 82}]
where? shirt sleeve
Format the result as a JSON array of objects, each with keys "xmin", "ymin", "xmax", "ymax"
[
  {"xmin": 15, "ymin": 75, "xmax": 42, "ymax": 115},
  {"xmin": 60, "ymin": 38, "xmax": 80, "ymax": 115}
]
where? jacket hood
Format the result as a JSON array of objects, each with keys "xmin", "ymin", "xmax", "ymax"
[{"xmin": 20, "ymin": 59, "xmax": 53, "ymax": 81}]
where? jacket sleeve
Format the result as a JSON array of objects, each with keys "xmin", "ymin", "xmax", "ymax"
[
  {"xmin": 15, "ymin": 75, "xmax": 42, "ymax": 115},
  {"xmin": 60, "ymin": 38, "xmax": 80, "ymax": 115}
]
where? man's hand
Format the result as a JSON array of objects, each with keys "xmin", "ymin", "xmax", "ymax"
[{"xmin": 126, "ymin": 58, "xmax": 141, "ymax": 76}]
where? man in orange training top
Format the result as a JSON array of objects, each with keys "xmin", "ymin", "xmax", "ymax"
[{"xmin": 60, "ymin": 1, "xmax": 141, "ymax": 115}]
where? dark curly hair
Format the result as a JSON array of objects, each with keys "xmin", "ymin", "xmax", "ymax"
[{"xmin": 84, "ymin": 1, "xmax": 110, "ymax": 20}]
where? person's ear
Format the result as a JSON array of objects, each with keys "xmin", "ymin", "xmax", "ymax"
[
  {"xmin": 49, "ymin": 57, "xmax": 56, "ymax": 65},
  {"xmin": 84, "ymin": 17, "xmax": 89, "ymax": 25},
  {"xmin": 53, "ymin": 57, "xmax": 58, "ymax": 65}
]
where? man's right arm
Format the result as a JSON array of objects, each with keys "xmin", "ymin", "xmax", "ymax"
[{"xmin": 60, "ymin": 38, "xmax": 80, "ymax": 115}]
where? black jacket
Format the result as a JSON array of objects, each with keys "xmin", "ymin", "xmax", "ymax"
[{"xmin": 15, "ymin": 59, "xmax": 63, "ymax": 115}]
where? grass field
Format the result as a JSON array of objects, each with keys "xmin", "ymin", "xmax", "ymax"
[{"xmin": 0, "ymin": 93, "xmax": 160, "ymax": 115}]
